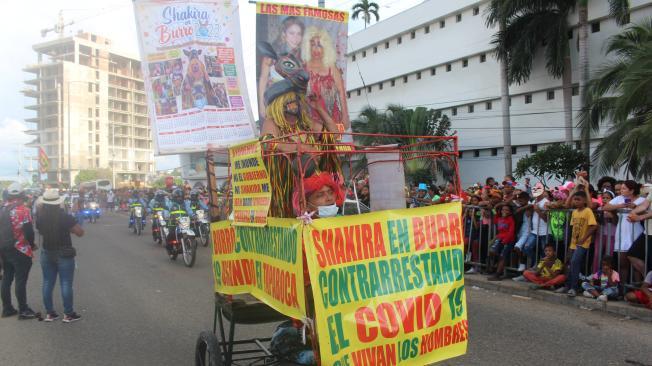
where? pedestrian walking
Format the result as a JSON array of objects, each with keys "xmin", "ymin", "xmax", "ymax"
[
  {"xmin": 1, "ymin": 182, "xmax": 37, "ymax": 319},
  {"xmin": 35, "ymin": 189, "xmax": 84, "ymax": 323}
]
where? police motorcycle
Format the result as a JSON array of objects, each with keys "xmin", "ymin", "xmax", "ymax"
[
  {"xmin": 149, "ymin": 191, "xmax": 170, "ymax": 245},
  {"xmin": 128, "ymin": 192, "xmax": 147, "ymax": 236},
  {"xmin": 188, "ymin": 191, "xmax": 210, "ymax": 247},
  {"xmin": 166, "ymin": 189, "xmax": 198, "ymax": 267},
  {"xmin": 83, "ymin": 201, "xmax": 101, "ymax": 223}
]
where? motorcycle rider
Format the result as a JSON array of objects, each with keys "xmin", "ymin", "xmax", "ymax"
[
  {"xmin": 186, "ymin": 190, "xmax": 209, "ymax": 216},
  {"xmin": 128, "ymin": 191, "xmax": 148, "ymax": 228},
  {"xmin": 149, "ymin": 190, "xmax": 171, "ymax": 243},
  {"xmin": 165, "ymin": 189, "xmax": 192, "ymax": 258}
]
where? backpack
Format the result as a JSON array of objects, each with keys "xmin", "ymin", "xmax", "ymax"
[{"xmin": 0, "ymin": 206, "xmax": 16, "ymax": 250}]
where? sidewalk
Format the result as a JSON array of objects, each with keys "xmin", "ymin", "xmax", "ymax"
[{"xmin": 464, "ymin": 273, "xmax": 652, "ymax": 322}]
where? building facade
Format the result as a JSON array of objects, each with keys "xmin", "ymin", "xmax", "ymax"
[
  {"xmin": 23, "ymin": 31, "xmax": 155, "ymax": 187},
  {"xmin": 345, "ymin": 0, "xmax": 652, "ymax": 186}
]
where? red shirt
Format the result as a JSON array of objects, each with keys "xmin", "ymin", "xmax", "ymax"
[
  {"xmin": 495, "ymin": 216, "xmax": 516, "ymax": 244},
  {"xmin": 5, "ymin": 199, "xmax": 33, "ymax": 257}
]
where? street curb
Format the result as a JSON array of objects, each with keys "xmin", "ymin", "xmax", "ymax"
[{"xmin": 465, "ymin": 275, "xmax": 652, "ymax": 323}]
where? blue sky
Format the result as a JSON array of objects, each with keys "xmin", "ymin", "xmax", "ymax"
[{"xmin": 0, "ymin": 0, "xmax": 422, "ymax": 182}]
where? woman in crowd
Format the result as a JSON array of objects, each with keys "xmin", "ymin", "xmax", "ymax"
[{"xmin": 36, "ymin": 189, "xmax": 84, "ymax": 323}]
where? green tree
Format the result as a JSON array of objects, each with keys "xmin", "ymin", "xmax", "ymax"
[
  {"xmin": 352, "ymin": 105, "xmax": 453, "ymax": 184},
  {"xmin": 578, "ymin": 19, "xmax": 652, "ymax": 179},
  {"xmin": 514, "ymin": 144, "xmax": 588, "ymax": 188},
  {"xmin": 75, "ymin": 168, "xmax": 112, "ymax": 185},
  {"xmin": 351, "ymin": 0, "xmax": 380, "ymax": 29}
]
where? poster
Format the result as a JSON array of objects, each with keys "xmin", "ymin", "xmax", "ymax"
[
  {"xmin": 255, "ymin": 2, "xmax": 351, "ymax": 140},
  {"xmin": 229, "ymin": 140, "xmax": 272, "ymax": 226},
  {"xmin": 133, "ymin": 0, "xmax": 256, "ymax": 155},
  {"xmin": 211, "ymin": 219, "xmax": 306, "ymax": 319},
  {"xmin": 303, "ymin": 203, "xmax": 468, "ymax": 366}
]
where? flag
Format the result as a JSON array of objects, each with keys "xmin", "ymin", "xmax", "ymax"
[{"xmin": 38, "ymin": 147, "xmax": 49, "ymax": 173}]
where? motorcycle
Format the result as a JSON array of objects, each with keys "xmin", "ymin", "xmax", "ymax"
[
  {"xmin": 151, "ymin": 209, "xmax": 168, "ymax": 245},
  {"xmin": 166, "ymin": 215, "xmax": 197, "ymax": 267},
  {"xmin": 192, "ymin": 209, "xmax": 210, "ymax": 247},
  {"xmin": 130, "ymin": 205, "xmax": 145, "ymax": 236},
  {"xmin": 83, "ymin": 202, "xmax": 101, "ymax": 223}
]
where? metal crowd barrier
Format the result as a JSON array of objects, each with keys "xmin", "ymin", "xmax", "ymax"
[{"xmin": 461, "ymin": 205, "xmax": 651, "ymax": 291}]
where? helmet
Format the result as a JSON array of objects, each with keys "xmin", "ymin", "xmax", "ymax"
[
  {"xmin": 190, "ymin": 190, "xmax": 199, "ymax": 201},
  {"xmin": 172, "ymin": 188, "xmax": 184, "ymax": 203},
  {"xmin": 155, "ymin": 190, "xmax": 167, "ymax": 201},
  {"xmin": 131, "ymin": 190, "xmax": 139, "ymax": 198},
  {"xmin": 7, "ymin": 182, "xmax": 23, "ymax": 198}
]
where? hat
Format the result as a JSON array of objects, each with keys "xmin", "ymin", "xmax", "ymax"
[
  {"xmin": 532, "ymin": 182, "xmax": 545, "ymax": 198},
  {"xmin": 418, "ymin": 183, "xmax": 428, "ymax": 191},
  {"xmin": 7, "ymin": 182, "xmax": 23, "ymax": 196},
  {"xmin": 38, "ymin": 188, "xmax": 65, "ymax": 205},
  {"xmin": 560, "ymin": 181, "xmax": 575, "ymax": 191}
]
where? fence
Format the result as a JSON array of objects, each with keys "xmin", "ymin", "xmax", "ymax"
[{"xmin": 463, "ymin": 205, "xmax": 651, "ymax": 290}]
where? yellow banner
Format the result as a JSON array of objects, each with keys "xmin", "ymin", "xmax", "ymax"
[
  {"xmin": 211, "ymin": 218, "xmax": 306, "ymax": 319},
  {"xmin": 303, "ymin": 203, "xmax": 468, "ymax": 366},
  {"xmin": 228, "ymin": 140, "xmax": 272, "ymax": 226}
]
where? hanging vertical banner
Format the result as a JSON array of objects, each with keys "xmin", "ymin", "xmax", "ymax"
[
  {"xmin": 229, "ymin": 140, "xmax": 272, "ymax": 226},
  {"xmin": 303, "ymin": 203, "xmax": 468, "ymax": 366},
  {"xmin": 133, "ymin": 0, "xmax": 256, "ymax": 155},
  {"xmin": 255, "ymin": 2, "xmax": 351, "ymax": 141},
  {"xmin": 38, "ymin": 147, "xmax": 49, "ymax": 174}
]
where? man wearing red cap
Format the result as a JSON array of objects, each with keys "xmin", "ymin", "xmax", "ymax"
[{"xmin": 293, "ymin": 171, "xmax": 344, "ymax": 219}]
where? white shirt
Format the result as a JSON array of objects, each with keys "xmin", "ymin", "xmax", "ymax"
[
  {"xmin": 531, "ymin": 197, "xmax": 549, "ymax": 236},
  {"xmin": 107, "ymin": 191, "xmax": 115, "ymax": 203},
  {"xmin": 611, "ymin": 195, "xmax": 646, "ymax": 252}
]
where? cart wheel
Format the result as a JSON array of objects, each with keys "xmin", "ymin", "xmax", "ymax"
[{"xmin": 195, "ymin": 331, "xmax": 222, "ymax": 366}]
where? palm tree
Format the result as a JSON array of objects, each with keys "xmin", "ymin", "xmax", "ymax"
[
  {"xmin": 487, "ymin": 1, "xmax": 576, "ymax": 146},
  {"xmin": 578, "ymin": 0, "xmax": 630, "ymax": 162},
  {"xmin": 351, "ymin": 0, "xmax": 380, "ymax": 29},
  {"xmin": 352, "ymin": 105, "xmax": 453, "ymax": 183},
  {"xmin": 578, "ymin": 19, "xmax": 652, "ymax": 179}
]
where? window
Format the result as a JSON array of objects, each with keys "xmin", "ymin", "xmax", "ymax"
[
  {"xmin": 473, "ymin": 7, "xmax": 480, "ymax": 16},
  {"xmin": 410, "ymin": 31, "xmax": 416, "ymax": 39},
  {"xmin": 96, "ymin": 158, "xmax": 99, "ymax": 167},
  {"xmin": 385, "ymin": 41, "xmax": 389, "ymax": 49},
  {"xmin": 352, "ymin": 54, "xmax": 356, "ymax": 62},
  {"xmin": 525, "ymin": 94, "xmax": 532, "ymax": 104},
  {"xmin": 95, "ymin": 83, "xmax": 99, "ymax": 92},
  {"xmin": 379, "ymin": 82, "xmax": 383, "ymax": 90},
  {"xmin": 373, "ymin": 46, "xmax": 377, "ymax": 54},
  {"xmin": 491, "ymin": 148, "xmax": 498, "ymax": 156},
  {"xmin": 403, "ymin": 75, "xmax": 408, "ymax": 83},
  {"xmin": 391, "ymin": 79, "xmax": 396, "ymax": 87},
  {"xmin": 567, "ymin": 30, "xmax": 573, "ymax": 39},
  {"xmin": 486, "ymin": 101, "xmax": 492, "ymax": 110},
  {"xmin": 88, "ymin": 108, "xmax": 93, "ymax": 118},
  {"xmin": 446, "ymin": 64, "xmax": 451, "ymax": 72},
  {"xmin": 88, "ymin": 82, "xmax": 93, "ymax": 92},
  {"xmin": 530, "ymin": 145, "xmax": 538, "ymax": 153},
  {"xmin": 95, "ymin": 108, "xmax": 99, "ymax": 117},
  {"xmin": 362, "ymin": 50, "xmax": 366, "ymax": 58},
  {"xmin": 452, "ymin": 107, "xmax": 457, "ymax": 116},
  {"xmin": 572, "ymin": 86, "xmax": 579, "ymax": 96},
  {"xmin": 430, "ymin": 68, "xmax": 436, "ymax": 76},
  {"xmin": 575, "ymin": 141, "xmax": 582, "ymax": 150},
  {"xmin": 511, "ymin": 146, "xmax": 517, "ymax": 155},
  {"xmin": 91, "ymin": 34, "xmax": 97, "ymax": 42},
  {"xmin": 591, "ymin": 22, "xmax": 600, "ymax": 33},
  {"xmin": 462, "ymin": 59, "xmax": 468, "ymax": 68},
  {"xmin": 367, "ymin": 86, "xmax": 372, "ymax": 93},
  {"xmin": 440, "ymin": 20, "xmax": 445, "ymax": 28},
  {"xmin": 397, "ymin": 36, "xmax": 402, "ymax": 45},
  {"xmin": 547, "ymin": 90, "xmax": 555, "ymax": 100},
  {"xmin": 96, "ymin": 120, "xmax": 99, "ymax": 130},
  {"xmin": 509, "ymin": 97, "xmax": 512, "ymax": 106},
  {"xmin": 346, "ymin": 91, "xmax": 351, "ymax": 99},
  {"xmin": 459, "ymin": 151, "xmax": 463, "ymax": 159},
  {"xmin": 96, "ymin": 134, "xmax": 100, "ymax": 142},
  {"xmin": 416, "ymin": 72, "xmax": 421, "ymax": 80},
  {"xmin": 480, "ymin": 53, "xmax": 486, "ymax": 63},
  {"xmin": 96, "ymin": 145, "xmax": 100, "ymax": 154},
  {"xmin": 88, "ymin": 121, "xmax": 93, "ymax": 130},
  {"xmin": 96, "ymin": 71, "xmax": 99, "ymax": 79},
  {"xmin": 425, "ymin": 25, "xmax": 430, "ymax": 34},
  {"xmin": 356, "ymin": 89, "xmax": 361, "ymax": 96},
  {"xmin": 96, "ymin": 95, "xmax": 99, "ymax": 105},
  {"xmin": 468, "ymin": 105, "xmax": 474, "ymax": 113},
  {"xmin": 473, "ymin": 150, "xmax": 480, "ymax": 158},
  {"xmin": 456, "ymin": 14, "xmax": 462, "ymax": 22}
]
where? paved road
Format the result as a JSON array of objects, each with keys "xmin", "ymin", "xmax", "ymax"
[{"xmin": 1, "ymin": 212, "xmax": 651, "ymax": 366}]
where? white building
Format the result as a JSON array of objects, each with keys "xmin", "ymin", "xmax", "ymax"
[{"xmin": 345, "ymin": 0, "xmax": 652, "ymax": 187}]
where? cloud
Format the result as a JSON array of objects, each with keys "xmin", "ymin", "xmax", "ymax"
[
  {"xmin": 0, "ymin": 118, "xmax": 33, "ymax": 179},
  {"xmin": 154, "ymin": 154, "xmax": 180, "ymax": 171}
]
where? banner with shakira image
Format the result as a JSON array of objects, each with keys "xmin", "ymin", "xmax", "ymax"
[
  {"xmin": 303, "ymin": 203, "xmax": 468, "ymax": 366},
  {"xmin": 255, "ymin": 2, "xmax": 352, "ymax": 144},
  {"xmin": 211, "ymin": 219, "xmax": 306, "ymax": 319},
  {"xmin": 229, "ymin": 140, "xmax": 272, "ymax": 226},
  {"xmin": 133, "ymin": 0, "xmax": 256, "ymax": 155}
]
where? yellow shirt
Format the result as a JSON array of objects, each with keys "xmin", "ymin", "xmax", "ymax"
[
  {"xmin": 537, "ymin": 258, "xmax": 563, "ymax": 279},
  {"xmin": 570, "ymin": 207, "xmax": 597, "ymax": 249}
]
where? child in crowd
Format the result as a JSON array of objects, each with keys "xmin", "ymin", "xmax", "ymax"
[
  {"xmin": 525, "ymin": 244, "xmax": 566, "ymax": 290},
  {"xmin": 581, "ymin": 256, "xmax": 620, "ymax": 301},
  {"xmin": 557, "ymin": 181, "xmax": 598, "ymax": 297},
  {"xmin": 464, "ymin": 195, "xmax": 481, "ymax": 274},
  {"xmin": 487, "ymin": 203, "xmax": 516, "ymax": 281},
  {"xmin": 512, "ymin": 192, "xmax": 533, "ymax": 278},
  {"xmin": 625, "ymin": 270, "xmax": 652, "ymax": 309}
]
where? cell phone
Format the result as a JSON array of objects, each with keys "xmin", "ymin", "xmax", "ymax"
[{"xmin": 625, "ymin": 198, "xmax": 631, "ymax": 204}]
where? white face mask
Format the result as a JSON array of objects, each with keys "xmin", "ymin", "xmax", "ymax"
[{"xmin": 317, "ymin": 204, "xmax": 339, "ymax": 218}]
